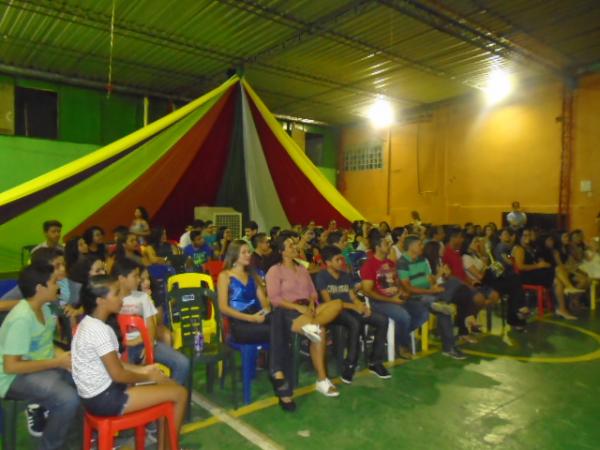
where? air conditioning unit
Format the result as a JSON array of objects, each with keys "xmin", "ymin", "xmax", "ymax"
[{"xmin": 194, "ymin": 207, "xmax": 243, "ymax": 239}]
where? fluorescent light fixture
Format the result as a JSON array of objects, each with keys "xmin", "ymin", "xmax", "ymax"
[
  {"xmin": 368, "ymin": 98, "xmax": 395, "ymax": 128},
  {"xmin": 484, "ymin": 70, "xmax": 513, "ymax": 104}
]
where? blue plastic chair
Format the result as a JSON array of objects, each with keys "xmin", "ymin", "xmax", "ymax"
[
  {"xmin": 147, "ymin": 264, "xmax": 176, "ymax": 325},
  {"xmin": 0, "ymin": 280, "xmax": 17, "ymax": 298},
  {"xmin": 227, "ymin": 338, "xmax": 269, "ymax": 405}
]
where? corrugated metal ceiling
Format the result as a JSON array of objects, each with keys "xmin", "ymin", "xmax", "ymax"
[{"xmin": 0, "ymin": 0, "xmax": 598, "ymax": 124}]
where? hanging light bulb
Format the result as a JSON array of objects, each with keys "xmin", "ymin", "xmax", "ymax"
[
  {"xmin": 483, "ymin": 70, "xmax": 514, "ymax": 105},
  {"xmin": 368, "ymin": 98, "xmax": 395, "ymax": 128}
]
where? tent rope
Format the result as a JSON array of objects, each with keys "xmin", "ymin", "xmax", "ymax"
[{"xmin": 106, "ymin": 0, "xmax": 116, "ymax": 98}]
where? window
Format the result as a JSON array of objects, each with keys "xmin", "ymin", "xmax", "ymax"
[
  {"xmin": 344, "ymin": 141, "xmax": 383, "ymax": 171},
  {"xmin": 305, "ymin": 132, "xmax": 324, "ymax": 166},
  {"xmin": 15, "ymin": 87, "xmax": 58, "ymax": 139}
]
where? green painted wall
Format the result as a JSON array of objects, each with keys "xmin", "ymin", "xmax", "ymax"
[
  {"xmin": 1, "ymin": 75, "xmax": 146, "ymax": 191},
  {"xmin": 304, "ymin": 123, "xmax": 339, "ymax": 186},
  {"xmin": 0, "ymin": 135, "xmax": 99, "ymax": 191}
]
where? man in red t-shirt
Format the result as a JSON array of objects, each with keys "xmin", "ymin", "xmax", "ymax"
[
  {"xmin": 442, "ymin": 229, "xmax": 467, "ymax": 282},
  {"xmin": 360, "ymin": 230, "xmax": 428, "ymax": 360}
]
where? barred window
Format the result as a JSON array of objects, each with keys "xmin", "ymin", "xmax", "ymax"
[{"xmin": 344, "ymin": 141, "xmax": 383, "ymax": 171}]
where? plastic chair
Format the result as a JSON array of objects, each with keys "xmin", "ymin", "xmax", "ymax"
[
  {"xmin": 227, "ymin": 338, "xmax": 269, "ymax": 405},
  {"xmin": 147, "ymin": 264, "xmax": 177, "ymax": 325},
  {"xmin": 0, "ymin": 399, "xmax": 19, "ymax": 450},
  {"xmin": 83, "ymin": 316, "xmax": 177, "ymax": 450},
  {"xmin": 590, "ymin": 279, "xmax": 599, "ymax": 311},
  {"xmin": 20, "ymin": 245, "xmax": 36, "ymax": 267},
  {"xmin": 83, "ymin": 402, "xmax": 177, "ymax": 450},
  {"xmin": 386, "ymin": 318, "xmax": 429, "ymax": 361},
  {"xmin": 168, "ymin": 273, "xmax": 216, "ymax": 348},
  {"xmin": 165, "ymin": 254, "xmax": 188, "ymax": 273},
  {"xmin": 117, "ymin": 315, "xmax": 155, "ymax": 364},
  {"xmin": 522, "ymin": 284, "xmax": 552, "ymax": 317},
  {"xmin": 169, "ymin": 286, "xmax": 237, "ymax": 411},
  {"xmin": 203, "ymin": 260, "xmax": 225, "ymax": 286}
]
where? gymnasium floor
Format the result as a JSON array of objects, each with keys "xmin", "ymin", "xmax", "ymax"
[{"xmin": 11, "ymin": 311, "xmax": 600, "ymax": 449}]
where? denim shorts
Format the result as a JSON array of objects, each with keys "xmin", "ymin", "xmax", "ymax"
[{"xmin": 82, "ymin": 382, "xmax": 129, "ymax": 416}]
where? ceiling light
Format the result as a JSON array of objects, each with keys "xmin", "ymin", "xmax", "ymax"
[
  {"xmin": 483, "ymin": 70, "xmax": 513, "ymax": 105},
  {"xmin": 368, "ymin": 98, "xmax": 395, "ymax": 128}
]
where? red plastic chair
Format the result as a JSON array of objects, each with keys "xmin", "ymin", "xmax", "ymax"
[
  {"xmin": 522, "ymin": 284, "xmax": 552, "ymax": 318},
  {"xmin": 203, "ymin": 260, "xmax": 225, "ymax": 286},
  {"xmin": 513, "ymin": 262, "xmax": 552, "ymax": 318},
  {"xmin": 117, "ymin": 314, "xmax": 155, "ymax": 363},
  {"xmin": 83, "ymin": 402, "xmax": 178, "ymax": 450},
  {"xmin": 82, "ymin": 315, "xmax": 178, "ymax": 450}
]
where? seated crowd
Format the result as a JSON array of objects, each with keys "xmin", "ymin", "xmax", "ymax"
[{"xmin": 0, "ymin": 207, "xmax": 598, "ymax": 449}]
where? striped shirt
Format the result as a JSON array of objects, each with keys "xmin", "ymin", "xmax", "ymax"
[
  {"xmin": 72, "ymin": 315, "xmax": 119, "ymax": 398},
  {"xmin": 397, "ymin": 255, "xmax": 432, "ymax": 289}
]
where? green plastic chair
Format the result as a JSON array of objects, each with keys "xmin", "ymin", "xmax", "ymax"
[{"xmin": 168, "ymin": 286, "xmax": 237, "ymax": 414}]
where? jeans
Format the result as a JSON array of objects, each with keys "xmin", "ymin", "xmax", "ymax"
[
  {"xmin": 331, "ymin": 309, "xmax": 388, "ymax": 366},
  {"xmin": 6, "ymin": 369, "xmax": 80, "ymax": 450},
  {"xmin": 414, "ymin": 294, "xmax": 458, "ymax": 352},
  {"xmin": 269, "ymin": 308, "xmax": 298, "ymax": 397},
  {"xmin": 128, "ymin": 342, "xmax": 190, "ymax": 386},
  {"xmin": 371, "ymin": 299, "xmax": 429, "ymax": 348}
]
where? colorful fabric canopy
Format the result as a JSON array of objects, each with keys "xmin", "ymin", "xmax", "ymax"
[{"xmin": 0, "ymin": 76, "xmax": 365, "ymax": 273}]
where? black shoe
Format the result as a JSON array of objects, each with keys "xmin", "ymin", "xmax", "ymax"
[
  {"xmin": 368, "ymin": 363, "xmax": 391, "ymax": 379},
  {"xmin": 278, "ymin": 398, "xmax": 297, "ymax": 412},
  {"xmin": 442, "ymin": 348, "xmax": 467, "ymax": 360},
  {"xmin": 25, "ymin": 404, "xmax": 47, "ymax": 438},
  {"xmin": 340, "ymin": 364, "xmax": 355, "ymax": 384}
]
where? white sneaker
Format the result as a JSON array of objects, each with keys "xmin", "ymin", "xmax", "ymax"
[
  {"xmin": 315, "ymin": 378, "xmax": 339, "ymax": 397},
  {"xmin": 301, "ymin": 324, "xmax": 321, "ymax": 343}
]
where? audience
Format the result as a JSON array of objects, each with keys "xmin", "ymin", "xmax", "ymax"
[{"xmin": 2, "ymin": 210, "xmax": 598, "ymax": 447}]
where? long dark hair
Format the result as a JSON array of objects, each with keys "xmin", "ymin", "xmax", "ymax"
[
  {"xmin": 115, "ymin": 232, "xmax": 140, "ymax": 261},
  {"xmin": 223, "ymin": 239, "xmax": 261, "ymax": 283},
  {"xmin": 69, "ymin": 255, "xmax": 104, "ymax": 285},
  {"xmin": 147, "ymin": 225, "xmax": 165, "ymax": 249},
  {"xmin": 423, "ymin": 241, "xmax": 442, "ymax": 274},
  {"xmin": 65, "ymin": 236, "xmax": 83, "ymax": 270},
  {"xmin": 136, "ymin": 206, "xmax": 150, "ymax": 223}
]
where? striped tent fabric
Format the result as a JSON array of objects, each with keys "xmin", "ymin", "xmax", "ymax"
[{"xmin": 0, "ymin": 76, "xmax": 365, "ymax": 273}]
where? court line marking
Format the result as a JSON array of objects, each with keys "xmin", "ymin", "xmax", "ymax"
[
  {"xmin": 462, "ymin": 318, "xmax": 600, "ymax": 363},
  {"xmin": 187, "ymin": 390, "xmax": 284, "ymax": 450},
  {"xmin": 182, "ymin": 349, "xmax": 438, "ymax": 434}
]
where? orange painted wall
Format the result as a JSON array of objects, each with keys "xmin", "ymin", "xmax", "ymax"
[
  {"xmin": 571, "ymin": 74, "xmax": 600, "ymax": 237},
  {"xmin": 339, "ymin": 75, "xmax": 599, "ymax": 236}
]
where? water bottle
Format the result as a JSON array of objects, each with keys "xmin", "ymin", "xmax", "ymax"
[
  {"xmin": 192, "ymin": 319, "xmax": 204, "ymax": 353},
  {"xmin": 194, "ymin": 330, "xmax": 204, "ymax": 354}
]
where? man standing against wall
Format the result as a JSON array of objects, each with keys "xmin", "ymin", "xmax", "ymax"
[{"xmin": 506, "ymin": 201, "xmax": 527, "ymax": 230}]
